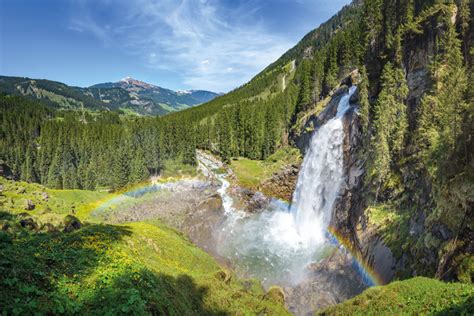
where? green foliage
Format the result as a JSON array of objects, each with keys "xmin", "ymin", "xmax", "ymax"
[
  {"xmin": 358, "ymin": 66, "xmax": 370, "ymax": 133},
  {"xmin": 0, "ymin": 95, "xmax": 196, "ymax": 190},
  {"xmin": 366, "ymin": 62, "xmax": 408, "ymax": 192},
  {"xmin": 230, "ymin": 147, "xmax": 301, "ymax": 191},
  {"xmin": 320, "ymin": 277, "xmax": 474, "ymax": 315},
  {"xmin": 0, "ymin": 184, "xmax": 289, "ymax": 315}
]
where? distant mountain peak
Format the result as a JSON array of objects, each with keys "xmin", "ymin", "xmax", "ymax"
[
  {"xmin": 119, "ymin": 76, "xmax": 155, "ymax": 89},
  {"xmin": 120, "ymin": 76, "xmax": 134, "ymax": 82},
  {"xmin": 176, "ymin": 90, "xmax": 192, "ymax": 95}
]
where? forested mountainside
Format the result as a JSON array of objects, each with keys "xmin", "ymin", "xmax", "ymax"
[
  {"xmin": 0, "ymin": 76, "xmax": 218, "ymax": 116},
  {"xmin": 1, "ymin": 0, "xmax": 473, "ymax": 288}
]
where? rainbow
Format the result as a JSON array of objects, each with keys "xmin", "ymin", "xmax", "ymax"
[
  {"xmin": 327, "ymin": 225, "xmax": 385, "ymax": 286},
  {"xmin": 88, "ymin": 178, "xmax": 193, "ymax": 217},
  {"xmin": 85, "ymin": 178, "xmax": 386, "ymax": 288}
]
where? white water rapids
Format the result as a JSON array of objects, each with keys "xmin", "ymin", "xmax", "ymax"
[{"xmin": 199, "ymin": 86, "xmax": 357, "ymax": 286}]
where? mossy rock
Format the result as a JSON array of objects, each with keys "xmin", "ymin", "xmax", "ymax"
[
  {"xmin": 214, "ymin": 269, "xmax": 232, "ymax": 284},
  {"xmin": 264, "ymin": 286, "xmax": 285, "ymax": 305},
  {"xmin": 19, "ymin": 217, "xmax": 39, "ymax": 231},
  {"xmin": 63, "ymin": 215, "xmax": 82, "ymax": 232}
]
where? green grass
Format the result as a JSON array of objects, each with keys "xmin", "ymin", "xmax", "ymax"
[
  {"xmin": 160, "ymin": 159, "xmax": 197, "ymax": 179},
  {"xmin": 319, "ymin": 277, "xmax": 474, "ymax": 315},
  {"xmin": 0, "ymin": 177, "xmax": 289, "ymax": 315},
  {"xmin": 0, "ymin": 177, "xmax": 108, "ymax": 224},
  {"xmin": 230, "ymin": 147, "xmax": 301, "ymax": 190}
]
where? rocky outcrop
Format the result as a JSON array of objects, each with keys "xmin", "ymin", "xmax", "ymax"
[
  {"xmin": 285, "ymin": 250, "xmax": 367, "ymax": 315},
  {"xmin": 291, "ymin": 78, "xmax": 398, "ymax": 285},
  {"xmin": 261, "ymin": 163, "xmax": 301, "ymax": 201},
  {"xmin": 182, "ymin": 193, "xmax": 226, "ymax": 257},
  {"xmin": 292, "ymin": 86, "xmax": 349, "ymax": 155},
  {"xmin": 230, "ymin": 187, "xmax": 270, "ymax": 213}
]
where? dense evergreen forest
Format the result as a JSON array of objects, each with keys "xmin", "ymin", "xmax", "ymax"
[{"xmin": 0, "ymin": 95, "xmax": 196, "ymax": 190}]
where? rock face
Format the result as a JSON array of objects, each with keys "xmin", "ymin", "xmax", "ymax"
[
  {"xmin": 182, "ymin": 193, "xmax": 226, "ymax": 258},
  {"xmin": 291, "ymin": 80, "xmax": 397, "ymax": 284},
  {"xmin": 261, "ymin": 163, "xmax": 301, "ymax": 202},
  {"xmin": 230, "ymin": 187, "xmax": 271, "ymax": 213},
  {"xmin": 285, "ymin": 250, "xmax": 367, "ymax": 315},
  {"xmin": 293, "ymin": 86, "xmax": 349, "ymax": 155}
]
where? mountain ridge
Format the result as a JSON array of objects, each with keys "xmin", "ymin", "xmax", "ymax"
[{"xmin": 0, "ymin": 75, "xmax": 219, "ymax": 116}]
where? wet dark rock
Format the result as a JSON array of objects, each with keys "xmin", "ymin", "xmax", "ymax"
[
  {"xmin": 292, "ymin": 86, "xmax": 349, "ymax": 155},
  {"xmin": 349, "ymin": 87, "xmax": 359, "ymax": 104},
  {"xmin": 231, "ymin": 187, "xmax": 270, "ymax": 213},
  {"xmin": 63, "ymin": 215, "xmax": 82, "ymax": 232}
]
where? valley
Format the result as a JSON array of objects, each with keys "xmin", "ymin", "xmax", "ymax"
[{"xmin": 1, "ymin": 0, "xmax": 473, "ymax": 314}]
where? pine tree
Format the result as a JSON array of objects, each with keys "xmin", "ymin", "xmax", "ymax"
[{"xmin": 367, "ymin": 62, "xmax": 408, "ymax": 192}]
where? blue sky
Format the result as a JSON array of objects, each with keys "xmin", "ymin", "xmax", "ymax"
[{"xmin": 0, "ymin": 0, "xmax": 350, "ymax": 92}]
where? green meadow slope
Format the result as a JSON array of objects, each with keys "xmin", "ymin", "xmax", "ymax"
[
  {"xmin": 319, "ymin": 277, "xmax": 473, "ymax": 315},
  {"xmin": 0, "ymin": 178, "xmax": 289, "ymax": 315}
]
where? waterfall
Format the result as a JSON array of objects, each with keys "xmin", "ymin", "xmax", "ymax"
[
  {"xmin": 291, "ymin": 85, "xmax": 357, "ymax": 248},
  {"xmin": 210, "ymin": 86, "xmax": 357, "ymax": 286}
]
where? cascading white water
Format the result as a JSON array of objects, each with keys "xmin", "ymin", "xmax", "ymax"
[
  {"xmin": 290, "ymin": 85, "xmax": 357, "ymax": 248},
  {"xmin": 210, "ymin": 86, "xmax": 357, "ymax": 286}
]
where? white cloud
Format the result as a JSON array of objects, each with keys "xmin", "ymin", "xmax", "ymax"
[{"xmin": 69, "ymin": 0, "xmax": 293, "ymax": 92}]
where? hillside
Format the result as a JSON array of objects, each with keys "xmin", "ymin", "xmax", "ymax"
[
  {"xmin": 0, "ymin": 75, "xmax": 219, "ymax": 116},
  {"xmin": 320, "ymin": 277, "xmax": 473, "ymax": 314},
  {"xmin": 87, "ymin": 77, "xmax": 220, "ymax": 115},
  {"xmin": 0, "ymin": 177, "xmax": 289, "ymax": 315}
]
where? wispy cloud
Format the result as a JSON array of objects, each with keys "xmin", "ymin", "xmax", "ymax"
[{"xmin": 69, "ymin": 0, "xmax": 293, "ymax": 91}]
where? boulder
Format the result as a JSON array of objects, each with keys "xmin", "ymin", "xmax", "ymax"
[
  {"xmin": 264, "ymin": 286, "xmax": 285, "ymax": 305},
  {"xmin": 24, "ymin": 199, "xmax": 35, "ymax": 210},
  {"xmin": 0, "ymin": 162, "xmax": 14, "ymax": 180},
  {"xmin": 63, "ymin": 215, "xmax": 82, "ymax": 232},
  {"xmin": 262, "ymin": 163, "xmax": 301, "ymax": 201},
  {"xmin": 19, "ymin": 217, "xmax": 38, "ymax": 230},
  {"xmin": 214, "ymin": 269, "xmax": 232, "ymax": 284},
  {"xmin": 41, "ymin": 192, "xmax": 49, "ymax": 201}
]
